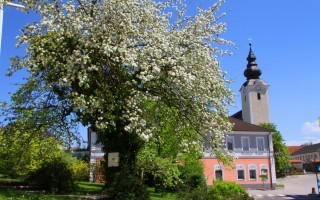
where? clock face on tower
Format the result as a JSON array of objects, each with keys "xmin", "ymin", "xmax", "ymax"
[{"xmin": 255, "ymin": 84, "xmax": 262, "ymax": 92}]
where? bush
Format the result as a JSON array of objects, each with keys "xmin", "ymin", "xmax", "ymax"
[
  {"xmin": 26, "ymin": 157, "xmax": 75, "ymax": 193},
  {"xmin": 107, "ymin": 171, "xmax": 149, "ymax": 200},
  {"xmin": 209, "ymin": 181, "xmax": 254, "ymax": 200},
  {"xmin": 177, "ymin": 186, "xmax": 210, "ymax": 200},
  {"xmin": 178, "ymin": 159, "xmax": 206, "ymax": 189},
  {"xmin": 70, "ymin": 159, "xmax": 89, "ymax": 181}
]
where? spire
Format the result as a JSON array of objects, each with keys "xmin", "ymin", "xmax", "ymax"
[{"xmin": 244, "ymin": 43, "xmax": 262, "ymax": 80}]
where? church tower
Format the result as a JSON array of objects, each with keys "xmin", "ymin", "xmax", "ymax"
[{"xmin": 240, "ymin": 44, "xmax": 270, "ymax": 125}]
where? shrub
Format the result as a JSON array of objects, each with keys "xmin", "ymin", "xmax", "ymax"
[
  {"xmin": 26, "ymin": 157, "xmax": 75, "ymax": 193},
  {"xmin": 107, "ymin": 171, "xmax": 149, "ymax": 200},
  {"xmin": 178, "ymin": 159, "xmax": 206, "ymax": 189},
  {"xmin": 70, "ymin": 159, "xmax": 89, "ymax": 181},
  {"xmin": 177, "ymin": 186, "xmax": 210, "ymax": 200},
  {"xmin": 209, "ymin": 181, "xmax": 254, "ymax": 200}
]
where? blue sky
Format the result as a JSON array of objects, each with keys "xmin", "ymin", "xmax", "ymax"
[{"xmin": 1, "ymin": 0, "xmax": 320, "ymax": 146}]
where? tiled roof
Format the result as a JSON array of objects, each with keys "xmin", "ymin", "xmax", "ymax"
[
  {"xmin": 287, "ymin": 146, "xmax": 303, "ymax": 155},
  {"xmin": 291, "ymin": 143, "xmax": 320, "ymax": 156},
  {"xmin": 290, "ymin": 160, "xmax": 302, "ymax": 163},
  {"xmin": 228, "ymin": 117, "xmax": 274, "ymax": 132},
  {"xmin": 231, "ymin": 110, "xmax": 243, "ymax": 120}
]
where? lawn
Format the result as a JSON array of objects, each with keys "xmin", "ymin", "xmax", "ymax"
[
  {"xmin": 0, "ymin": 178, "xmax": 176, "ymax": 200},
  {"xmin": 0, "ymin": 174, "xmax": 25, "ymax": 184},
  {"xmin": 74, "ymin": 182, "xmax": 105, "ymax": 194},
  {"xmin": 0, "ymin": 177, "xmax": 106, "ymax": 199},
  {"xmin": 148, "ymin": 188, "xmax": 176, "ymax": 200},
  {"xmin": 0, "ymin": 189, "xmax": 75, "ymax": 200}
]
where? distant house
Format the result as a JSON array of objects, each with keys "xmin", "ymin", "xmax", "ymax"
[
  {"xmin": 71, "ymin": 147, "xmax": 89, "ymax": 159},
  {"xmin": 88, "ymin": 129, "xmax": 105, "ymax": 182},
  {"xmin": 291, "ymin": 143, "xmax": 320, "ymax": 163},
  {"xmin": 201, "ymin": 45, "xmax": 276, "ymax": 189},
  {"xmin": 287, "ymin": 146, "xmax": 303, "ymax": 155},
  {"xmin": 290, "ymin": 143, "xmax": 320, "ymax": 172},
  {"xmin": 287, "ymin": 146, "xmax": 303, "ymax": 172}
]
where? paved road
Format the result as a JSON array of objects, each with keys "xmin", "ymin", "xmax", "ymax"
[{"xmin": 248, "ymin": 174, "xmax": 320, "ymax": 200}]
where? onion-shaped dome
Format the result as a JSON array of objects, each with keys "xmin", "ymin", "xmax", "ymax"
[{"xmin": 244, "ymin": 44, "xmax": 262, "ymax": 80}]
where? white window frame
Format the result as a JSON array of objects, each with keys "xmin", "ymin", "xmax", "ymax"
[
  {"xmin": 236, "ymin": 164, "xmax": 246, "ymax": 181},
  {"xmin": 226, "ymin": 136, "xmax": 235, "ymax": 151},
  {"xmin": 241, "ymin": 137, "xmax": 250, "ymax": 151},
  {"xmin": 256, "ymin": 137, "xmax": 265, "ymax": 151},
  {"xmin": 248, "ymin": 164, "xmax": 257, "ymax": 181}
]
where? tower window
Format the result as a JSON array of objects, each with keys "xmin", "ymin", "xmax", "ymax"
[{"xmin": 257, "ymin": 93, "xmax": 261, "ymax": 100}]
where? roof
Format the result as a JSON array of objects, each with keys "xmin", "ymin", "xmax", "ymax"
[
  {"xmin": 228, "ymin": 117, "xmax": 274, "ymax": 132},
  {"xmin": 291, "ymin": 143, "xmax": 320, "ymax": 156},
  {"xmin": 290, "ymin": 160, "xmax": 302, "ymax": 163},
  {"xmin": 287, "ymin": 146, "xmax": 303, "ymax": 155},
  {"xmin": 230, "ymin": 110, "xmax": 243, "ymax": 120}
]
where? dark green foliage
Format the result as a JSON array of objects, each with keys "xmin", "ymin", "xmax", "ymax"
[
  {"xmin": 107, "ymin": 171, "xmax": 149, "ymax": 200},
  {"xmin": 92, "ymin": 113, "xmax": 145, "ymax": 186},
  {"xmin": 179, "ymin": 159, "xmax": 206, "ymax": 189},
  {"xmin": 209, "ymin": 181, "xmax": 254, "ymax": 200},
  {"xmin": 26, "ymin": 157, "xmax": 75, "ymax": 193},
  {"xmin": 178, "ymin": 181, "xmax": 254, "ymax": 200},
  {"xmin": 177, "ymin": 159, "xmax": 208, "ymax": 200},
  {"xmin": 260, "ymin": 123, "xmax": 291, "ymax": 177},
  {"xmin": 177, "ymin": 186, "xmax": 210, "ymax": 200}
]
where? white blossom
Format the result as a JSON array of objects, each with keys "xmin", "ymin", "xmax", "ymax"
[{"xmin": 11, "ymin": 0, "xmax": 234, "ymax": 157}]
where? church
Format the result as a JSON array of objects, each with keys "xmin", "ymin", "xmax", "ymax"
[{"xmin": 201, "ymin": 44, "xmax": 277, "ymax": 189}]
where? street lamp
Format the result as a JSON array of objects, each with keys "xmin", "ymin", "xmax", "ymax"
[
  {"xmin": 312, "ymin": 155, "xmax": 320, "ymax": 194},
  {"xmin": 0, "ymin": 0, "xmax": 25, "ymax": 53}
]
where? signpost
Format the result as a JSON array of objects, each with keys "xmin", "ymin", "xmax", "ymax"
[
  {"xmin": 260, "ymin": 174, "xmax": 268, "ymax": 191},
  {"xmin": 108, "ymin": 152, "xmax": 119, "ymax": 167}
]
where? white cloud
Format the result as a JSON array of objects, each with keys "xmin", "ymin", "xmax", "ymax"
[
  {"xmin": 284, "ymin": 120, "xmax": 320, "ymax": 146},
  {"xmin": 285, "ymin": 138, "xmax": 320, "ymax": 146},
  {"xmin": 301, "ymin": 120, "xmax": 320, "ymax": 134}
]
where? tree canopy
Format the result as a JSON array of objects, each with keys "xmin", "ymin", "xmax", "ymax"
[
  {"xmin": 0, "ymin": 119, "xmax": 63, "ymax": 177},
  {"xmin": 260, "ymin": 123, "xmax": 291, "ymax": 177},
  {"xmin": 4, "ymin": 0, "xmax": 234, "ymax": 160}
]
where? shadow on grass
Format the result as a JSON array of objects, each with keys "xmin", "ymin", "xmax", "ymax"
[
  {"xmin": 148, "ymin": 188, "xmax": 176, "ymax": 200},
  {"xmin": 0, "ymin": 188, "xmax": 75, "ymax": 200},
  {"xmin": 74, "ymin": 182, "xmax": 105, "ymax": 195},
  {"xmin": 0, "ymin": 174, "xmax": 26, "ymax": 185}
]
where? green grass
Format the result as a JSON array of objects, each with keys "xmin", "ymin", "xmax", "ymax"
[
  {"xmin": 276, "ymin": 184, "xmax": 285, "ymax": 188},
  {"xmin": 0, "ymin": 176, "xmax": 176, "ymax": 200},
  {"xmin": 74, "ymin": 182, "xmax": 105, "ymax": 194},
  {"xmin": 148, "ymin": 188, "xmax": 176, "ymax": 200},
  {"xmin": 0, "ymin": 174, "xmax": 25, "ymax": 184},
  {"xmin": 0, "ymin": 180, "xmax": 106, "ymax": 199},
  {"xmin": 0, "ymin": 189, "xmax": 75, "ymax": 200}
]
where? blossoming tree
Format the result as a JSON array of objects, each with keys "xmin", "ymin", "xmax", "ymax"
[{"xmin": 6, "ymin": 0, "xmax": 234, "ymax": 174}]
